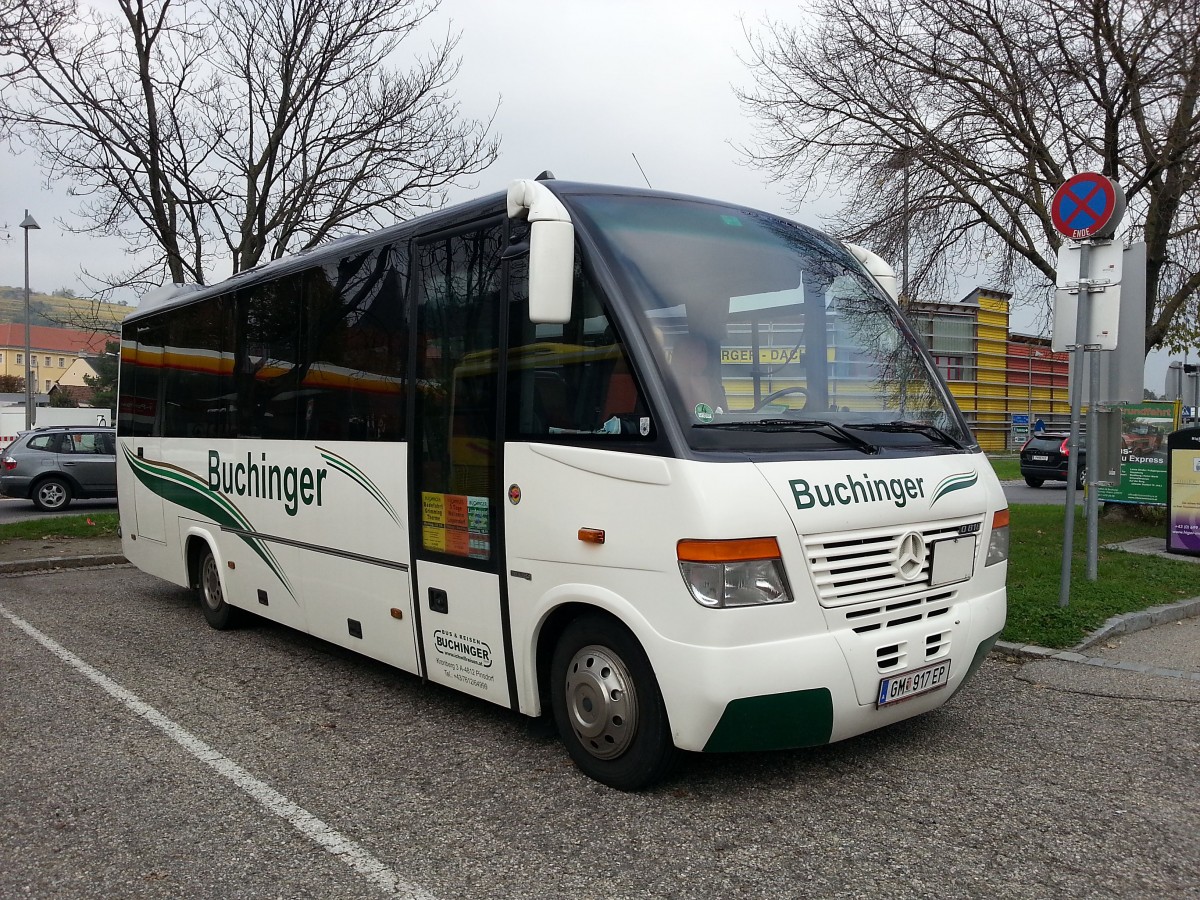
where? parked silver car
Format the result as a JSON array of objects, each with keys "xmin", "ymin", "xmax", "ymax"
[{"xmin": 0, "ymin": 426, "xmax": 117, "ymax": 511}]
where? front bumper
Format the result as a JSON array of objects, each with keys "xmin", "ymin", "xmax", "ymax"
[{"xmin": 653, "ymin": 586, "xmax": 1007, "ymax": 753}]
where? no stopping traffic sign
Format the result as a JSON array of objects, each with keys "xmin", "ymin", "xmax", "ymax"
[{"xmin": 1051, "ymin": 172, "xmax": 1126, "ymax": 240}]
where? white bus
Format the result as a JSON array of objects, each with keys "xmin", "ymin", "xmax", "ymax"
[{"xmin": 117, "ymin": 177, "xmax": 1007, "ymax": 789}]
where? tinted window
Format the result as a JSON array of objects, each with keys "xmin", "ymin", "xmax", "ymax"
[
  {"xmin": 26, "ymin": 434, "xmax": 60, "ymax": 452},
  {"xmin": 507, "ymin": 255, "xmax": 651, "ymax": 440},
  {"xmin": 118, "ymin": 323, "xmax": 167, "ymax": 437},
  {"xmin": 302, "ymin": 244, "xmax": 409, "ymax": 441},
  {"xmin": 414, "ymin": 222, "xmax": 504, "ymax": 562},
  {"xmin": 232, "ymin": 277, "xmax": 303, "ymax": 439},
  {"xmin": 122, "ymin": 244, "xmax": 410, "ymax": 443},
  {"xmin": 1027, "ymin": 438, "xmax": 1058, "ymax": 451},
  {"xmin": 164, "ymin": 297, "xmax": 236, "ymax": 439}
]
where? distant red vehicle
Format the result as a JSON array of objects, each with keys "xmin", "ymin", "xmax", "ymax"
[{"xmin": 1122, "ymin": 421, "xmax": 1165, "ymax": 455}]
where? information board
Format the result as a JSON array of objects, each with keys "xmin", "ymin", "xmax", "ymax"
[
  {"xmin": 1167, "ymin": 428, "xmax": 1200, "ymax": 555},
  {"xmin": 1095, "ymin": 401, "xmax": 1180, "ymax": 506}
]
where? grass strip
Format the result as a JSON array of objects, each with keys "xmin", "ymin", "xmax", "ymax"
[
  {"xmin": 1005, "ymin": 504, "xmax": 1196, "ymax": 648},
  {"xmin": 0, "ymin": 512, "xmax": 120, "ymax": 541},
  {"xmin": 988, "ymin": 456, "xmax": 1021, "ymax": 481}
]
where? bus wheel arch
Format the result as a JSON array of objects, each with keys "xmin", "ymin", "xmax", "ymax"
[{"xmin": 545, "ymin": 608, "xmax": 677, "ymax": 790}]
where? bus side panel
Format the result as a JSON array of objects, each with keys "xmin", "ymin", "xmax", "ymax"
[
  {"xmin": 122, "ymin": 437, "xmax": 168, "ymax": 544},
  {"xmin": 297, "ymin": 555, "xmax": 419, "ymax": 675},
  {"xmin": 121, "ymin": 439, "xmax": 418, "ymax": 664},
  {"xmin": 118, "ymin": 437, "xmax": 185, "ymax": 587},
  {"xmin": 200, "ymin": 520, "xmax": 309, "ymax": 633},
  {"xmin": 416, "ymin": 560, "xmax": 511, "ymax": 707}
]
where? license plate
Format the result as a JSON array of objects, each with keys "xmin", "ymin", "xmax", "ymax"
[
  {"xmin": 877, "ymin": 660, "xmax": 951, "ymax": 707},
  {"xmin": 1031, "ymin": 454, "xmax": 1049, "ymax": 461}
]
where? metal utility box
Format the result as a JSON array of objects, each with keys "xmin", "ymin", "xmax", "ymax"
[{"xmin": 1092, "ymin": 407, "xmax": 1124, "ymax": 486}]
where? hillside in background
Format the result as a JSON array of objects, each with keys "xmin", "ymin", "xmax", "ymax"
[{"xmin": 0, "ymin": 286, "xmax": 134, "ymax": 332}]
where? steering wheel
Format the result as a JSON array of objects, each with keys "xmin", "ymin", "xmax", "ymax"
[{"xmin": 752, "ymin": 386, "xmax": 809, "ymax": 413}]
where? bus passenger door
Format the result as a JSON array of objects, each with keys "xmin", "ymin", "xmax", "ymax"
[{"xmin": 409, "ymin": 220, "xmax": 514, "ymax": 709}]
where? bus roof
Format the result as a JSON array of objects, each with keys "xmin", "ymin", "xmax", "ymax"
[{"xmin": 121, "ymin": 179, "xmax": 818, "ymax": 326}]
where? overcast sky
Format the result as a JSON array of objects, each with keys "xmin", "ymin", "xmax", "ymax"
[{"xmin": 0, "ymin": 0, "xmax": 1175, "ymax": 389}]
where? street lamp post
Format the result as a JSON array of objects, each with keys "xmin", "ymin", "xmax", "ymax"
[{"xmin": 19, "ymin": 210, "xmax": 40, "ymax": 431}]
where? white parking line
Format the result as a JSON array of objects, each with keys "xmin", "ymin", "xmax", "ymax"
[{"xmin": 0, "ymin": 603, "xmax": 436, "ymax": 900}]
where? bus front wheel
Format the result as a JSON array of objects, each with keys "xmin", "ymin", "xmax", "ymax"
[
  {"xmin": 550, "ymin": 614, "xmax": 676, "ymax": 790},
  {"xmin": 197, "ymin": 546, "xmax": 239, "ymax": 630}
]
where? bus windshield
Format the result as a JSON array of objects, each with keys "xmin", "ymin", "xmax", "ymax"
[{"xmin": 568, "ymin": 193, "xmax": 972, "ymax": 453}]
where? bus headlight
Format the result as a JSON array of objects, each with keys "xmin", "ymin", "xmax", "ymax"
[
  {"xmin": 985, "ymin": 509, "xmax": 1010, "ymax": 566},
  {"xmin": 677, "ymin": 538, "xmax": 793, "ymax": 608}
]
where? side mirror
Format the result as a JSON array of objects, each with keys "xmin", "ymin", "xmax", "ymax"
[{"xmin": 508, "ymin": 179, "xmax": 574, "ymax": 324}]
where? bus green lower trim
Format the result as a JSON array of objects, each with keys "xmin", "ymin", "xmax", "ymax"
[
  {"xmin": 703, "ymin": 688, "xmax": 834, "ymax": 752},
  {"xmin": 949, "ymin": 629, "xmax": 1002, "ymax": 700}
]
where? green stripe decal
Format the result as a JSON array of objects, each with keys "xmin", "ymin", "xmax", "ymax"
[
  {"xmin": 122, "ymin": 446, "xmax": 295, "ymax": 599},
  {"xmin": 317, "ymin": 446, "xmax": 402, "ymax": 528},
  {"xmin": 930, "ymin": 471, "xmax": 978, "ymax": 506},
  {"xmin": 703, "ymin": 688, "xmax": 834, "ymax": 752}
]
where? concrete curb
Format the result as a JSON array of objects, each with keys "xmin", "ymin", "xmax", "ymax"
[
  {"xmin": 995, "ymin": 595, "xmax": 1200, "ymax": 681},
  {"xmin": 0, "ymin": 554, "xmax": 129, "ymax": 575},
  {"xmin": 1072, "ymin": 595, "xmax": 1200, "ymax": 650}
]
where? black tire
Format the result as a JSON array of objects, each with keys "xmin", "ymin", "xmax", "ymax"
[
  {"xmin": 197, "ymin": 546, "xmax": 239, "ymax": 630},
  {"xmin": 32, "ymin": 476, "xmax": 72, "ymax": 511},
  {"xmin": 550, "ymin": 614, "xmax": 677, "ymax": 790},
  {"xmin": 1076, "ymin": 464, "xmax": 1086, "ymax": 490},
  {"xmin": 1024, "ymin": 476, "xmax": 1043, "ymax": 488}
]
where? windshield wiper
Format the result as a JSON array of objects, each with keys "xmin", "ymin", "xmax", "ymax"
[
  {"xmin": 846, "ymin": 420, "xmax": 966, "ymax": 450},
  {"xmin": 695, "ymin": 418, "xmax": 878, "ymax": 454}
]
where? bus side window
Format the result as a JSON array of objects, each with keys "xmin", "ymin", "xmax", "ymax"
[
  {"xmin": 601, "ymin": 356, "xmax": 638, "ymax": 420},
  {"xmin": 507, "ymin": 258, "xmax": 651, "ymax": 439}
]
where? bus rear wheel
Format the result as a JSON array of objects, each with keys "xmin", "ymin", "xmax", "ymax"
[
  {"xmin": 197, "ymin": 546, "xmax": 239, "ymax": 630},
  {"xmin": 550, "ymin": 614, "xmax": 676, "ymax": 790}
]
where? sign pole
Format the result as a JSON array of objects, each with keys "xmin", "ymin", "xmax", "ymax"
[
  {"xmin": 1059, "ymin": 242, "xmax": 1090, "ymax": 607},
  {"xmin": 1050, "ymin": 172, "xmax": 1125, "ymax": 607},
  {"xmin": 1086, "ymin": 337, "xmax": 1100, "ymax": 581}
]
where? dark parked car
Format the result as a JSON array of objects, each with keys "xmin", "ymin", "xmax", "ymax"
[
  {"xmin": 0, "ymin": 425, "xmax": 117, "ymax": 511},
  {"xmin": 1019, "ymin": 432, "xmax": 1086, "ymax": 488}
]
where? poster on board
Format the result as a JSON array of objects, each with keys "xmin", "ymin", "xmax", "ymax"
[{"xmin": 1095, "ymin": 401, "xmax": 1179, "ymax": 506}]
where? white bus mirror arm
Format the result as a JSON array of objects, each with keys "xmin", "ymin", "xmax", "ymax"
[
  {"xmin": 507, "ymin": 179, "xmax": 571, "ymax": 224},
  {"xmin": 844, "ymin": 242, "xmax": 899, "ymax": 303}
]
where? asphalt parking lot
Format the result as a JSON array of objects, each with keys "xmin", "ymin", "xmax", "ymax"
[{"xmin": 2, "ymin": 566, "xmax": 1198, "ymax": 899}]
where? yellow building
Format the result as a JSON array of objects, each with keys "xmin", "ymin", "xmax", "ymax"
[
  {"xmin": 0, "ymin": 324, "xmax": 114, "ymax": 394},
  {"xmin": 909, "ymin": 288, "xmax": 1072, "ymax": 451}
]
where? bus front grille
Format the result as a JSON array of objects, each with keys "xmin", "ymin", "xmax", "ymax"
[{"xmin": 802, "ymin": 517, "xmax": 984, "ymax": 609}]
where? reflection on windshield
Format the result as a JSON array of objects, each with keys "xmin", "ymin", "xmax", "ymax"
[{"xmin": 570, "ymin": 194, "xmax": 972, "ymax": 452}]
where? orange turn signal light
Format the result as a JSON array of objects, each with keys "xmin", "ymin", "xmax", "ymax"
[
  {"xmin": 677, "ymin": 537, "xmax": 781, "ymax": 563},
  {"xmin": 578, "ymin": 528, "xmax": 606, "ymax": 544},
  {"xmin": 992, "ymin": 509, "xmax": 1010, "ymax": 529}
]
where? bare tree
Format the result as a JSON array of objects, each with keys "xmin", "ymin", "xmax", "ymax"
[
  {"xmin": 739, "ymin": 0, "xmax": 1200, "ymax": 355},
  {"xmin": 0, "ymin": 0, "xmax": 498, "ymax": 299}
]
